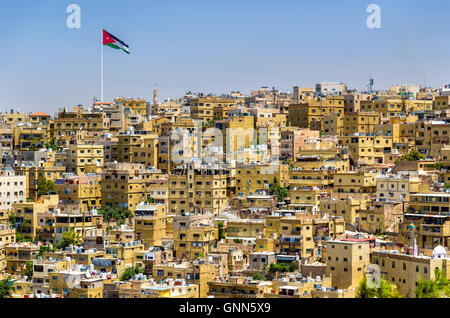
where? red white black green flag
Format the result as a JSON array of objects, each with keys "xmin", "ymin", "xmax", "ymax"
[{"xmin": 103, "ymin": 29, "xmax": 130, "ymax": 54}]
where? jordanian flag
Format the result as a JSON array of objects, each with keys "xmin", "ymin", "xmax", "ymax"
[{"xmin": 103, "ymin": 29, "xmax": 130, "ymax": 54}]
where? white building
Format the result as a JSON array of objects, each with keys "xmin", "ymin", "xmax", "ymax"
[
  {"xmin": 315, "ymin": 82, "xmax": 348, "ymax": 96},
  {"xmin": 0, "ymin": 168, "xmax": 26, "ymax": 218}
]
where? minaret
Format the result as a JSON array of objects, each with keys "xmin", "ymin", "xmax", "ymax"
[{"xmin": 153, "ymin": 84, "xmax": 158, "ymax": 106}]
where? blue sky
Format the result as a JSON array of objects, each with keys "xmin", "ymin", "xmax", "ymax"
[{"xmin": 0, "ymin": 0, "xmax": 449, "ymax": 113}]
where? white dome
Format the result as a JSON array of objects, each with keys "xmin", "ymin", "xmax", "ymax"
[{"xmin": 432, "ymin": 245, "xmax": 447, "ymax": 259}]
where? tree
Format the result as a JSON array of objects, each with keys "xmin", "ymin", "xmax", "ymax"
[
  {"xmin": 120, "ymin": 264, "xmax": 145, "ymax": 282},
  {"xmin": 27, "ymin": 137, "xmax": 43, "ymax": 151},
  {"xmin": 356, "ymin": 276, "xmax": 376, "ymax": 298},
  {"xmin": 399, "ymin": 149, "xmax": 425, "ymax": 162},
  {"xmin": 16, "ymin": 232, "xmax": 27, "ymax": 243},
  {"xmin": 0, "ymin": 278, "xmax": 14, "ymax": 298},
  {"xmin": 415, "ymin": 269, "xmax": 450, "ymax": 298},
  {"xmin": 45, "ymin": 138, "xmax": 57, "ymax": 151},
  {"xmin": 98, "ymin": 208, "xmax": 133, "ymax": 225},
  {"xmin": 270, "ymin": 184, "xmax": 289, "ymax": 202},
  {"xmin": 268, "ymin": 262, "xmax": 297, "ymax": 274},
  {"xmin": 217, "ymin": 222, "xmax": 225, "ymax": 240},
  {"xmin": 57, "ymin": 230, "xmax": 81, "ymax": 250},
  {"xmin": 38, "ymin": 245, "xmax": 54, "ymax": 257},
  {"xmin": 37, "ymin": 178, "xmax": 55, "ymax": 197},
  {"xmin": 8, "ymin": 212, "xmax": 16, "ymax": 227},
  {"xmin": 357, "ymin": 276, "xmax": 403, "ymax": 298},
  {"xmin": 25, "ymin": 261, "xmax": 33, "ymax": 278},
  {"xmin": 251, "ymin": 272, "xmax": 266, "ymax": 281},
  {"xmin": 288, "ymin": 262, "xmax": 297, "ymax": 272}
]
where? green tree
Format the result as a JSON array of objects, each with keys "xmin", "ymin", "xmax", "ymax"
[
  {"xmin": 217, "ymin": 222, "xmax": 225, "ymax": 240},
  {"xmin": 251, "ymin": 272, "xmax": 266, "ymax": 281},
  {"xmin": 356, "ymin": 276, "xmax": 376, "ymax": 298},
  {"xmin": 270, "ymin": 184, "xmax": 289, "ymax": 202},
  {"xmin": 37, "ymin": 178, "xmax": 55, "ymax": 197},
  {"xmin": 56, "ymin": 230, "xmax": 81, "ymax": 250},
  {"xmin": 288, "ymin": 262, "xmax": 297, "ymax": 272},
  {"xmin": 8, "ymin": 212, "xmax": 16, "ymax": 227},
  {"xmin": 38, "ymin": 245, "xmax": 53, "ymax": 257},
  {"xmin": 0, "ymin": 278, "xmax": 14, "ymax": 298},
  {"xmin": 268, "ymin": 262, "xmax": 297, "ymax": 273},
  {"xmin": 45, "ymin": 138, "xmax": 57, "ymax": 151},
  {"xmin": 99, "ymin": 208, "xmax": 133, "ymax": 225},
  {"xmin": 357, "ymin": 276, "xmax": 403, "ymax": 298},
  {"xmin": 25, "ymin": 261, "xmax": 33, "ymax": 278},
  {"xmin": 415, "ymin": 269, "xmax": 450, "ymax": 298},
  {"xmin": 400, "ymin": 149, "xmax": 425, "ymax": 162},
  {"xmin": 15, "ymin": 232, "xmax": 27, "ymax": 243},
  {"xmin": 120, "ymin": 264, "xmax": 145, "ymax": 281}
]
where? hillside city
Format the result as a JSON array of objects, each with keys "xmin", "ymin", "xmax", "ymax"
[{"xmin": 0, "ymin": 82, "xmax": 450, "ymax": 299}]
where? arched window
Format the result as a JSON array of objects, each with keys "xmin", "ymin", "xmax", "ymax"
[
  {"xmin": 403, "ymin": 263, "xmax": 406, "ymax": 270},
  {"xmin": 416, "ymin": 265, "xmax": 419, "ymax": 272},
  {"xmin": 424, "ymin": 267, "xmax": 428, "ymax": 274}
]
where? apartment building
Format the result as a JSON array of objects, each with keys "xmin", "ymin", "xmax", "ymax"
[
  {"xmin": 134, "ymin": 203, "xmax": 166, "ymax": 249},
  {"xmin": 376, "ymin": 174, "xmax": 420, "ymax": 202},
  {"xmin": 207, "ymin": 276, "xmax": 272, "ymax": 298},
  {"xmin": 168, "ymin": 163, "xmax": 228, "ymax": 216},
  {"xmin": 55, "ymin": 175, "xmax": 102, "ymax": 212},
  {"xmin": 67, "ymin": 144, "xmax": 104, "ymax": 174},
  {"xmin": 101, "ymin": 163, "xmax": 155, "ymax": 212},
  {"xmin": 399, "ymin": 193, "xmax": 450, "ymax": 249},
  {"xmin": 190, "ymin": 97, "xmax": 236, "ymax": 122},
  {"xmin": 114, "ymin": 97, "xmax": 148, "ymax": 117},
  {"xmin": 236, "ymin": 163, "xmax": 289, "ymax": 195},
  {"xmin": 53, "ymin": 106, "xmax": 110, "ymax": 139},
  {"xmin": 325, "ymin": 239, "xmax": 370, "ymax": 289},
  {"xmin": 12, "ymin": 195, "xmax": 59, "ymax": 241},
  {"xmin": 153, "ymin": 260, "xmax": 217, "ymax": 298},
  {"xmin": 0, "ymin": 168, "xmax": 26, "ymax": 222},
  {"xmin": 173, "ymin": 214, "xmax": 216, "ymax": 260},
  {"xmin": 339, "ymin": 134, "xmax": 393, "ymax": 165}
]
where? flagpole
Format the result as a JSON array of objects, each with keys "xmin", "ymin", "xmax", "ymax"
[{"xmin": 101, "ymin": 27, "xmax": 104, "ymax": 103}]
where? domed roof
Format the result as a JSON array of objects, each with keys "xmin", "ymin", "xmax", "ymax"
[{"xmin": 432, "ymin": 245, "xmax": 447, "ymax": 259}]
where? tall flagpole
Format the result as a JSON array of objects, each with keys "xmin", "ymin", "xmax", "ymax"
[{"xmin": 101, "ymin": 27, "xmax": 104, "ymax": 103}]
